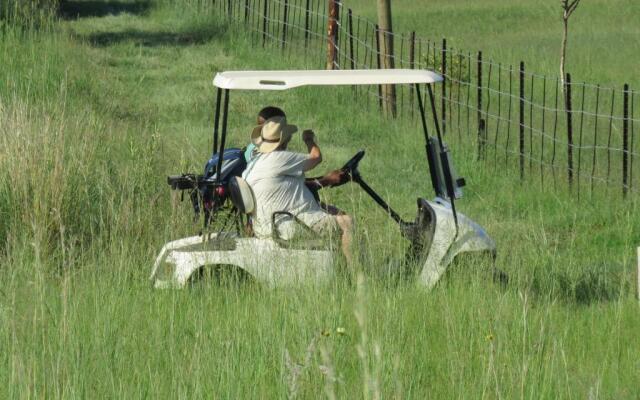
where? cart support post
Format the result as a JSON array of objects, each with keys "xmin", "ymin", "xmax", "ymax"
[
  {"xmin": 215, "ymin": 89, "xmax": 231, "ymax": 185},
  {"xmin": 212, "ymin": 87, "xmax": 222, "ymax": 155},
  {"xmin": 426, "ymin": 84, "xmax": 442, "ymax": 143},
  {"xmin": 415, "ymin": 84, "xmax": 430, "ymax": 144},
  {"xmin": 427, "ymin": 84, "xmax": 459, "ymax": 229}
]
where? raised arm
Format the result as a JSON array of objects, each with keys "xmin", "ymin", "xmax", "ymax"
[{"xmin": 302, "ymin": 130, "xmax": 322, "ymax": 171}]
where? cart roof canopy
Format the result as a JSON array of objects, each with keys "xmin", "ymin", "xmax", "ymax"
[{"xmin": 213, "ymin": 69, "xmax": 443, "ymax": 91}]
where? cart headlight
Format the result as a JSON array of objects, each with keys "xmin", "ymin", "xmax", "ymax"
[{"xmin": 155, "ymin": 259, "xmax": 176, "ymax": 281}]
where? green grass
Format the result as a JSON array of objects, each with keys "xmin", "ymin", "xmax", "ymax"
[
  {"xmin": 346, "ymin": 0, "xmax": 640, "ymax": 88},
  {"xmin": 1, "ymin": 1, "xmax": 639, "ymax": 398}
]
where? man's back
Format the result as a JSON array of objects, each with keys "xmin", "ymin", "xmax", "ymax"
[{"xmin": 243, "ymin": 151, "xmax": 324, "ymax": 238}]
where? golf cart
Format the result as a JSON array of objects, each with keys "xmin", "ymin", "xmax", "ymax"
[{"xmin": 150, "ymin": 69, "xmax": 496, "ymax": 288}]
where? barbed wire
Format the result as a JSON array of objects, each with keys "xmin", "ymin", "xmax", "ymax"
[{"xmin": 214, "ymin": 0, "xmax": 638, "ymax": 196}]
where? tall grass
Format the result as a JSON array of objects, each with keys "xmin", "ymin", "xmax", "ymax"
[
  {"xmin": 0, "ymin": 1, "xmax": 638, "ymax": 398},
  {"xmin": 0, "ymin": 0, "xmax": 59, "ymax": 31}
]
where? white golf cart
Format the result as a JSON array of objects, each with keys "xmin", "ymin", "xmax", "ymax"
[{"xmin": 150, "ymin": 69, "xmax": 497, "ymax": 289}]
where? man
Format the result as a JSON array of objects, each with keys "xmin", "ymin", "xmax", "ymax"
[
  {"xmin": 242, "ymin": 116, "xmax": 353, "ymax": 263},
  {"xmin": 247, "ymin": 106, "xmax": 347, "ymax": 193}
]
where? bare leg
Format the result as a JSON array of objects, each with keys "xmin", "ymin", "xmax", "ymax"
[
  {"xmin": 320, "ymin": 202, "xmax": 345, "ymax": 216},
  {"xmin": 335, "ymin": 214, "xmax": 353, "ymax": 265}
]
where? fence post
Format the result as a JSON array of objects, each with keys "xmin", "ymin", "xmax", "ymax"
[
  {"xmin": 409, "ymin": 31, "xmax": 416, "ymax": 117},
  {"xmin": 478, "ymin": 119, "xmax": 486, "ymax": 160},
  {"xmin": 375, "ymin": 24, "xmax": 383, "ymax": 110},
  {"xmin": 326, "ymin": 0, "xmax": 340, "ymax": 69},
  {"xmin": 244, "ymin": 0, "xmax": 249, "ymax": 24},
  {"xmin": 519, "ymin": 61, "xmax": 525, "ymax": 182},
  {"xmin": 565, "ymin": 73, "xmax": 574, "ymax": 189},
  {"xmin": 348, "ymin": 8, "xmax": 355, "ymax": 69},
  {"xmin": 304, "ymin": 0, "xmax": 310, "ymax": 47},
  {"xmin": 262, "ymin": 0, "xmax": 268, "ymax": 47},
  {"xmin": 477, "ymin": 51, "xmax": 483, "ymax": 160},
  {"xmin": 441, "ymin": 38, "xmax": 447, "ymax": 136},
  {"xmin": 623, "ymin": 83, "xmax": 630, "ymax": 198},
  {"xmin": 282, "ymin": 0, "xmax": 288, "ymax": 50}
]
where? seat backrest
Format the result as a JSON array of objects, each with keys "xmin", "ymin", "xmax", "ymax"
[{"xmin": 228, "ymin": 176, "xmax": 256, "ymax": 215}]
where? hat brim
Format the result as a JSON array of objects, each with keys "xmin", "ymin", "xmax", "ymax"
[{"xmin": 251, "ymin": 123, "xmax": 298, "ymax": 153}]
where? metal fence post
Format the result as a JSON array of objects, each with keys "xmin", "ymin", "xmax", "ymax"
[
  {"xmin": 441, "ymin": 38, "xmax": 447, "ymax": 136},
  {"xmin": 282, "ymin": 0, "xmax": 288, "ymax": 50},
  {"xmin": 519, "ymin": 61, "xmax": 525, "ymax": 181},
  {"xmin": 303, "ymin": 0, "xmax": 310, "ymax": 48},
  {"xmin": 565, "ymin": 73, "xmax": 574, "ymax": 189},
  {"xmin": 409, "ymin": 31, "xmax": 416, "ymax": 118},
  {"xmin": 262, "ymin": 0, "xmax": 268, "ymax": 47},
  {"xmin": 375, "ymin": 24, "xmax": 382, "ymax": 110},
  {"xmin": 348, "ymin": 8, "xmax": 355, "ymax": 69},
  {"xmin": 477, "ymin": 51, "xmax": 483, "ymax": 160},
  {"xmin": 623, "ymin": 83, "xmax": 630, "ymax": 197}
]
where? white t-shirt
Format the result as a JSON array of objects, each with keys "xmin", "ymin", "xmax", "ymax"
[{"xmin": 242, "ymin": 151, "xmax": 327, "ymax": 238}]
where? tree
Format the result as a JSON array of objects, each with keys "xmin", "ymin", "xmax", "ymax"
[{"xmin": 560, "ymin": 0, "xmax": 582, "ymax": 85}]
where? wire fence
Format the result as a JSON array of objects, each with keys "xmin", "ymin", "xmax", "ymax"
[{"xmin": 198, "ymin": 0, "xmax": 638, "ymax": 199}]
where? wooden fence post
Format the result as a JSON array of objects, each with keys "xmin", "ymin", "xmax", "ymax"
[
  {"xmin": 565, "ymin": 73, "xmax": 574, "ymax": 189},
  {"xmin": 519, "ymin": 61, "xmax": 525, "ymax": 181},
  {"xmin": 623, "ymin": 83, "xmax": 630, "ymax": 197},
  {"xmin": 326, "ymin": 0, "xmax": 340, "ymax": 69}
]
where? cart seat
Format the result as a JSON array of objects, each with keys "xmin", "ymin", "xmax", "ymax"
[{"xmin": 228, "ymin": 177, "xmax": 328, "ymax": 250}]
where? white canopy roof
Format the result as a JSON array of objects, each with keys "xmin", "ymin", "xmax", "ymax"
[{"xmin": 212, "ymin": 69, "xmax": 443, "ymax": 90}]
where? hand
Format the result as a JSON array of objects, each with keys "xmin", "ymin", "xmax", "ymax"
[
  {"xmin": 302, "ymin": 129, "xmax": 316, "ymax": 144},
  {"xmin": 323, "ymin": 169, "xmax": 348, "ymax": 187}
]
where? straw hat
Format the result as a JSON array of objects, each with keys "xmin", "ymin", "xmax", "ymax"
[{"xmin": 251, "ymin": 116, "xmax": 298, "ymax": 153}]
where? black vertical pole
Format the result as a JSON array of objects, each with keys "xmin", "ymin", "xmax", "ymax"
[
  {"xmin": 375, "ymin": 24, "xmax": 382, "ymax": 111},
  {"xmin": 409, "ymin": 32, "xmax": 416, "ymax": 118},
  {"xmin": 281, "ymin": 0, "xmax": 288, "ymax": 50},
  {"xmin": 348, "ymin": 9, "xmax": 355, "ymax": 69},
  {"xmin": 244, "ymin": 0, "xmax": 249, "ymax": 24},
  {"xmin": 304, "ymin": 0, "xmax": 310, "ymax": 47},
  {"xmin": 262, "ymin": 0, "xmax": 268, "ymax": 47},
  {"xmin": 212, "ymin": 88, "xmax": 222, "ymax": 155},
  {"xmin": 477, "ymin": 51, "xmax": 483, "ymax": 161},
  {"xmin": 623, "ymin": 83, "xmax": 630, "ymax": 197},
  {"xmin": 441, "ymin": 38, "xmax": 447, "ymax": 136},
  {"xmin": 215, "ymin": 89, "xmax": 231, "ymax": 185},
  {"xmin": 519, "ymin": 61, "xmax": 525, "ymax": 182},
  {"xmin": 565, "ymin": 73, "xmax": 574, "ymax": 189}
]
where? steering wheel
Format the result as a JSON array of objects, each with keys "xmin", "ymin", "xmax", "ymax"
[{"xmin": 340, "ymin": 149, "xmax": 366, "ymax": 179}]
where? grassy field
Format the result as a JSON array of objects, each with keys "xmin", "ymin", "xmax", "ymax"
[
  {"xmin": 1, "ymin": 0, "xmax": 639, "ymax": 398},
  {"xmin": 346, "ymin": 0, "xmax": 640, "ymax": 88}
]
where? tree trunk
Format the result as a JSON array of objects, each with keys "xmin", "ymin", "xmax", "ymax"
[
  {"xmin": 376, "ymin": 0, "xmax": 397, "ymax": 117},
  {"xmin": 560, "ymin": 14, "xmax": 568, "ymax": 87}
]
